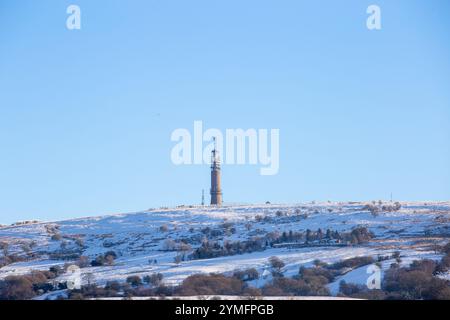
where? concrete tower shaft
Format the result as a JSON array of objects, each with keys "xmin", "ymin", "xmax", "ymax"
[{"xmin": 210, "ymin": 139, "xmax": 223, "ymax": 206}]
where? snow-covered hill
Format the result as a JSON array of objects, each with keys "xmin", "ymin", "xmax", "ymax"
[{"xmin": 1, "ymin": 201, "xmax": 449, "ymax": 295}]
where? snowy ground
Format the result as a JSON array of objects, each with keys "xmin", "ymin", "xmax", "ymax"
[{"xmin": 0, "ymin": 201, "xmax": 449, "ymax": 296}]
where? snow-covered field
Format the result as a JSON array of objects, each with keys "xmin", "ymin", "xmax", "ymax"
[{"xmin": 1, "ymin": 201, "xmax": 449, "ymax": 296}]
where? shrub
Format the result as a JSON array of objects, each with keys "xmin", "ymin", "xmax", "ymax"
[
  {"xmin": 255, "ymin": 215, "xmax": 264, "ymax": 222},
  {"xmin": 299, "ymin": 266, "xmax": 337, "ymax": 283},
  {"xmin": 221, "ymin": 222, "xmax": 234, "ymax": 230},
  {"xmin": 162, "ymin": 239, "xmax": 177, "ymax": 251},
  {"xmin": 233, "ymin": 268, "xmax": 259, "ymax": 281},
  {"xmin": 91, "ymin": 251, "xmax": 117, "ymax": 266},
  {"xmin": 313, "ymin": 259, "xmax": 327, "ymax": 268},
  {"xmin": 91, "ymin": 255, "xmax": 104, "ymax": 266},
  {"xmin": 409, "ymin": 259, "xmax": 437, "ymax": 275},
  {"xmin": 105, "ymin": 281, "xmax": 121, "ymax": 292},
  {"xmin": 0, "ymin": 256, "xmax": 12, "ymax": 268},
  {"xmin": 126, "ymin": 276, "xmax": 142, "ymax": 287},
  {"xmin": 51, "ymin": 233, "xmax": 62, "ymax": 241},
  {"xmin": 75, "ymin": 256, "xmax": 90, "ymax": 268},
  {"xmin": 143, "ymin": 273, "xmax": 164, "ymax": 286},
  {"xmin": 363, "ymin": 204, "xmax": 380, "ymax": 216},
  {"xmin": 339, "ymin": 280, "xmax": 365, "ymax": 296},
  {"xmin": 27, "ymin": 271, "xmax": 48, "ymax": 285},
  {"xmin": 0, "ymin": 276, "xmax": 35, "ymax": 300},
  {"xmin": 437, "ymin": 254, "xmax": 450, "ymax": 272},
  {"xmin": 49, "ymin": 265, "xmax": 64, "ymax": 276},
  {"xmin": 75, "ymin": 238, "xmax": 84, "ymax": 247},
  {"xmin": 262, "ymin": 277, "xmax": 330, "ymax": 297},
  {"xmin": 328, "ymin": 256, "xmax": 375, "ymax": 270},
  {"xmin": 174, "ymin": 254, "xmax": 183, "ymax": 264},
  {"xmin": 269, "ymin": 256, "xmax": 285, "ymax": 272},
  {"xmin": 177, "ymin": 274, "xmax": 245, "ymax": 296},
  {"xmin": 104, "ymin": 255, "xmax": 115, "ymax": 265},
  {"xmin": 348, "ymin": 227, "xmax": 374, "ymax": 244},
  {"xmin": 69, "ymin": 284, "xmax": 108, "ymax": 299},
  {"xmin": 261, "ymin": 284, "xmax": 286, "ymax": 296},
  {"xmin": 392, "ymin": 251, "xmax": 401, "ymax": 259},
  {"xmin": 104, "ymin": 251, "xmax": 117, "ymax": 259},
  {"xmin": 0, "ymin": 241, "xmax": 9, "ymax": 256}
]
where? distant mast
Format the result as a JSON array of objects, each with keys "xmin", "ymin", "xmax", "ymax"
[{"xmin": 210, "ymin": 137, "xmax": 223, "ymax": 206}]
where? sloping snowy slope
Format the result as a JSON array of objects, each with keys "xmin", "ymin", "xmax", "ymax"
[{"xmin": 1, "ymin": 201, "xmax": 449, "ymax": 291}]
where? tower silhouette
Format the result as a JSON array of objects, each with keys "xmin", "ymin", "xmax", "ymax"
[{"xmin": 210, "ymin": 137, "xmax": 223, "ymax": 206}]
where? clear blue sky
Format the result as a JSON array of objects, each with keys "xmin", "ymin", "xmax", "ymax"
[{"xmin": 0, "ymin": 0, "xmax": 449, "ymax": 224}]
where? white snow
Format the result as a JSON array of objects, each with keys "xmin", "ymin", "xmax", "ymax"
[{"xmin": 1, "ymin": 201, "xmax": 449, "ymax": 296}]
